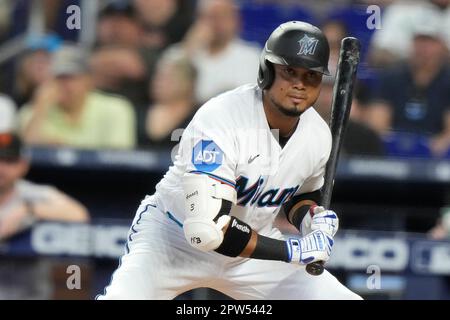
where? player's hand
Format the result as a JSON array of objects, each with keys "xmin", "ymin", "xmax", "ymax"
[
  {"xmin": 301, "ymin": 206, "xmax": 338, "ymax": 237},
  {"xmin": 287, "ymin": 230, "xmax": 334, "ymax": 265}
]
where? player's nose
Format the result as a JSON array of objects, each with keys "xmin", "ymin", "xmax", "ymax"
[
  {"xmin": 291, "ymin": 77, "xmax": 307, "ymax": 90},
  {"xmin": 291, "ymin": 83, "xmax": 306, "ymax": 92}
]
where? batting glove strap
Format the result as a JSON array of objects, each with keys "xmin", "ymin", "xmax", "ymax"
[{"xmin": 286, "ymin": 230, "xmax": 334, "ymax": 265}]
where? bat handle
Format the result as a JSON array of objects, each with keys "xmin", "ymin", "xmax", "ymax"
[{"xmin": 306, "ymin": 261, "xmax": 324, "ymax": 276}]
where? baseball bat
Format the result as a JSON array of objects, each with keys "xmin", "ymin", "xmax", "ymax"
[{"xmin": 305, "ymin": 37, "xmax": 361, "ymax": 276}]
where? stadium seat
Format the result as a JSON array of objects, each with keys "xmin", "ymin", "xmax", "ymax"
[
  {"xmin": 239, "ymin": 2, "xmax": 317, "ymax": 47},
  {"xmin": 382, "ymin": 132, "xmax": 432, "ymax": 158}
]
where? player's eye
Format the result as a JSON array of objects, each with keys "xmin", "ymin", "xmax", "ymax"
[
  {"xmin": 284, "ymin": 67, "xmax": 296, "ymax": 77},
  {"xmin": 306, "ymin": 71, "xmax": 318, "ymax": 79},
  {"xmin": 305, "ymin": 71, "xmax": 322, "ymax": 84}
]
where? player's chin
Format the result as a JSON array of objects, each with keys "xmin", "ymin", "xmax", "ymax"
[
  {"xmin": 285, "ymin": 101, "xmax": 310, "ymax": 115},
  {"xmin": 278, "ymin": 104, "xmax": 306, "ymax": 117}
]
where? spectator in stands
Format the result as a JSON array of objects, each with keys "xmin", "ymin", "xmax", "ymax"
[
  {"xmin": 368, "ymin": 20, "xmax": 450, "ymax": 156},
  {"xmin": 369, "ymin": 0, "xmax": 450, "ymax": 66},
  {"xmin": 13, "ymin": 34, "xmax": 61, "ymax": 108},
  {"xmin": 321, "ymin": 20, "xmax": 348, "ymax": 77},
  {"xmin": 18, "ymin": 44, "xmax": 136, "ymax": 150},
  {"xmin": 315, "ymin": 77, "xmax": 385, "ymax": 156},
  {"xmin": 139, "ymin": 51, "xmax": 198, "ymax": 148},
  {"xmin": 429, "ymin": 219, "xmax": 450, "ymax": 239},
  {"xmin": 180, "ymin": 0, "xmax": 260, "ymax": 103},
  {"xmin": 96, "ymin": 2, "xmax": 143, "ymax": 49},
  {"xmin": 429, "ymin": 207, "xmax": 450, "ymax": 239},
  {"xmin": 345, "ymin": 83, "xmax": 386, "ymax": 156},
  {"xmin": 0, "ymin": 132, "xmax": 89, "ymax": 240},
  {"xmin": 0, "ymin": 0, "xmax": 10, "ymax": 40},
  {"xmin": 90, "ymin": 45, "xmax": 150, "ymax": 108},
  {"xmin": 0, "ymin": 95, "xmax": 16, "ymax": 133},
  {"xmin": 133, "ymin": 0, "xmax": 195, "ymax": 51},
  {"xmin": 319, "ymin": 18, "xmax": 381, "ymax": 155},
  {"xmin": 91, "ymin": 2, "xmax": 150, "ymax": 107}
]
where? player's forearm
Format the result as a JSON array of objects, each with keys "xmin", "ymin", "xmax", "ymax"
[
  {"xmin": 215, "ymin": 218, "xmax": 289, "ymax": 263},
  {"xmin": 287, "ymin": 199, "xmax": 316, "ymax": 230},
  {"xmin": 215, "ymin": 217, "xmax": 332, "ymax": 265},
  {"xmin": 243, "ymin": 231, "xmax": 290, "ymax": 262},
  {"xmin": 283, "ymin": 190, "xmax": 322, "ymax": 230}
]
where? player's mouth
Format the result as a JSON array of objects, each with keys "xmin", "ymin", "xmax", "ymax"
[{"xmin": 287, "ymin": 94, "xmax": 307, "ymax": 104}]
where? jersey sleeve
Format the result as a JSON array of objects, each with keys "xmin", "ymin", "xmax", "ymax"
[
  {"xmin": 297, "ymin": 123, "xmax": 332, "ymax": 195},
  {"xmin": 297, "ymin": 156, "xmax": 327, "ymax": 194},
  {"xmin": 176, "ymin": 104, "xmax": 238, "ymax": 189}
]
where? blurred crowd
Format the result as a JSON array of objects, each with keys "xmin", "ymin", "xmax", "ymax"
[
  {"xmin": 0, "ymin": 0, "xmax": 263, "ymax": 151},
  {"xmin": 0, "ymin": 0, "xmax": 449, "ymax": 240},
  {"xmin": 0, "ymin": 0, "xmax": 448, "ymax": 157}
]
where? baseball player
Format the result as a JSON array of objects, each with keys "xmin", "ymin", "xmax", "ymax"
[{"xmin": 98, "ymin": 21, "xmax": 362, "ymax": 300}]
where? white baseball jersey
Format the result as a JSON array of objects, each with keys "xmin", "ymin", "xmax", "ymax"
[{"xmin": 155, "ymin": 84, "xmax": 332, "ymax": 235}]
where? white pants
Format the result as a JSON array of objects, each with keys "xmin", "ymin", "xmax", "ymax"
[{"xmin": 97, "ymin": 197, "xmax": 362, "ymax": 300}]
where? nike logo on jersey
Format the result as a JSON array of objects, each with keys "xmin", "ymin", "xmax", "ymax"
[
  {"xmin": 235, "ymin": 175, "xmax": 299, "ymax": 208},
  {"xmin": 248, "ymin": 154, "xmax": 260, "ymax": 164}
]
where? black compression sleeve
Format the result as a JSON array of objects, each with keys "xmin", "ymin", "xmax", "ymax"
[
  {"xmin": 213, "ymin": 201, "xmax": 291, "ymax": 262},
  {"xmin": 215, "ymin": 216, "xmax": 252, "ymax": 257},
  {"xmin": 283, "ymin": 190, "xmax": 322, "ymax": 230},
  {"xmin": 283, "ymin": 190, "xmax": 322, "ymax": 217},
  {"xmin": 290, "ymin": 205, "xmax": 310, "ymax": 230},
  {"xmin": 250, "ymin": 235, "xmax": 290, "ymax": 262}
]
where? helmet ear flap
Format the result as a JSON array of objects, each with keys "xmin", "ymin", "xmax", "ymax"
[
  {"xmin": 264, "ymin": 61, "xmax": 274, "ymax": 89},
  {"xmin": 257, "ymin": 52, "xmax": 274, "ymax": 90}
]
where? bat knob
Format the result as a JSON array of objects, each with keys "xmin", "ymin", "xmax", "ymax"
[{"xmin": 306, "ymin": 261, "xmax": 325, "ymax": 276}]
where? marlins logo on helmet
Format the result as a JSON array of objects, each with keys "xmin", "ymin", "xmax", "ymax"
[{"xmin": 298, "ymin": 34, "xmax": 319, "ymax": 55}]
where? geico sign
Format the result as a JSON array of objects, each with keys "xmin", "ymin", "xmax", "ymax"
[
  {"xmin": 411, "ymin": 242, "xmax": 450, "ymax": 275},
  {"xmin": 31, "ymin": 223, "xmax": 128, "ymax": 258},
  {"xmin": 327, "ymin": 236, "xmax": 409, "ymax": 271}
]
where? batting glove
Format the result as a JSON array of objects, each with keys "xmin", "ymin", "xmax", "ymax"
[
  {"xmin": 300, "ymin": 206, "xmax": 339, "ymax": 237},
  {"xmin": 287, "ymin": 230, "xmax": 334, "ymax": 265}
]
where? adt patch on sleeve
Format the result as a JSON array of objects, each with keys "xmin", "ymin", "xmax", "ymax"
[{"xmin": 192, "ymin": 140, "xmax": 224, "ymax": 172}]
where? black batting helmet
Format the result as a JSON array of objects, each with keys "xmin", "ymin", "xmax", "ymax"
[{"xmin": 257, "ymin": 21, "xmax": 330, "ymax": 90}]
